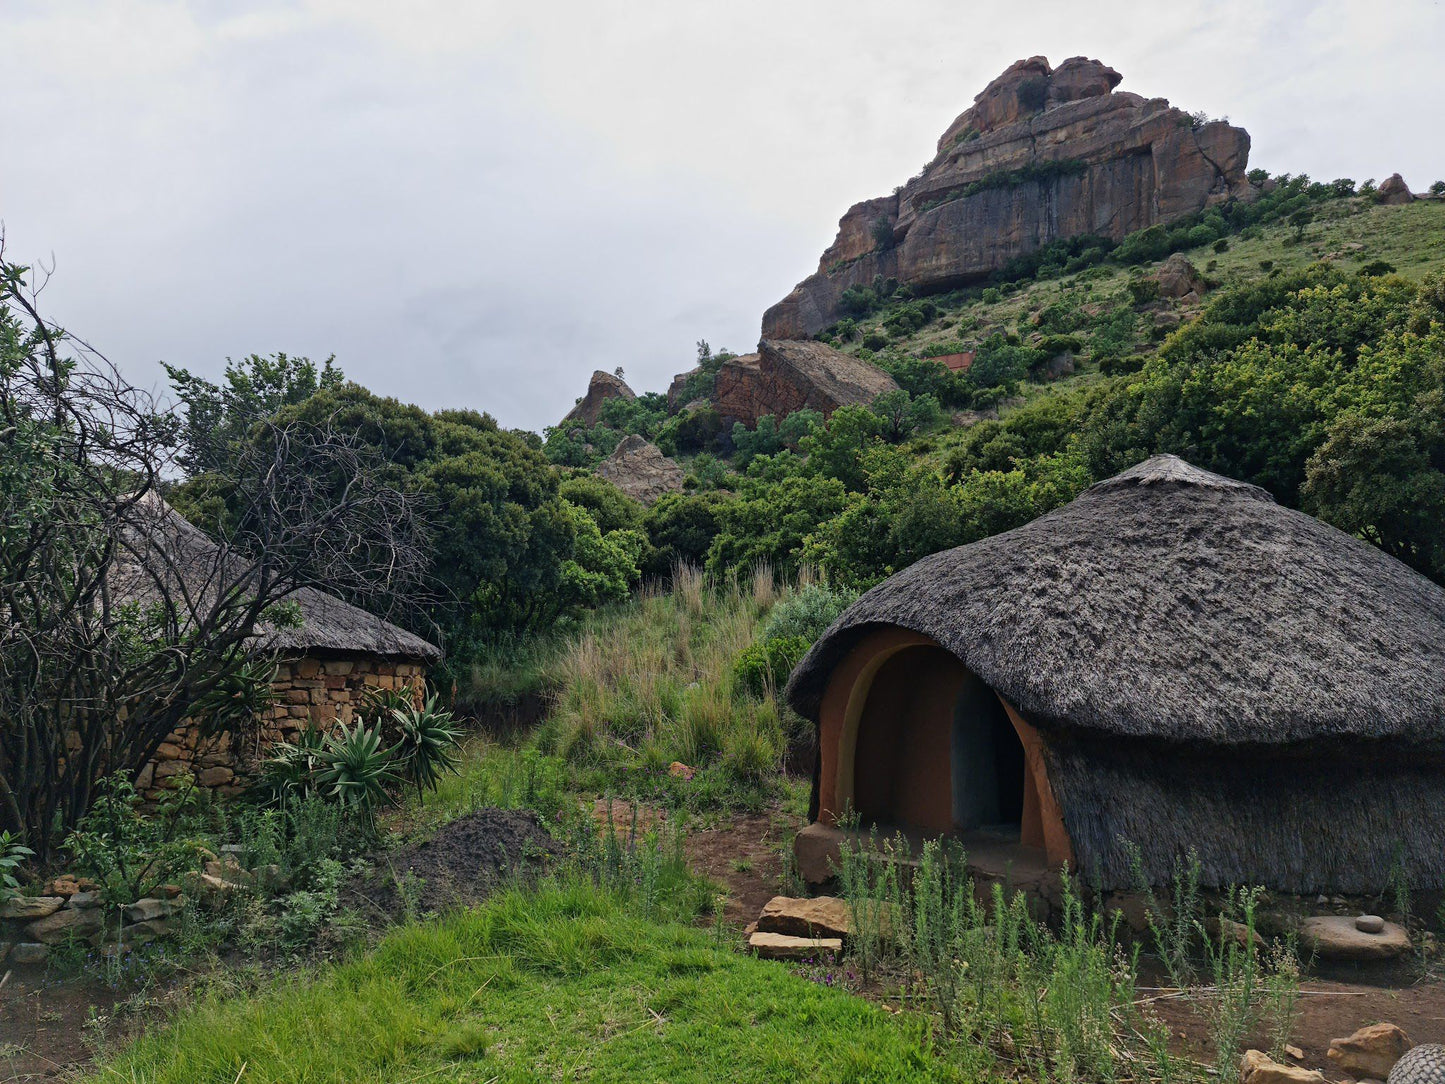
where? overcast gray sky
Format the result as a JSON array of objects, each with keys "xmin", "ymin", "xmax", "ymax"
[{"xmin": 4, "ymin": 0, "xmax": 1442, "ymax": 433}]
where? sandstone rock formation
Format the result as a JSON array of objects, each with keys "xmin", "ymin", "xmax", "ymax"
[
  {"xmin": 711, "ymin": 339, "xmax": 898, "ymax": 427},
  {"xmin": 763, "ymin": 56, "xmax": 1253, "ymax": 338},
  {"xmin": 1240, "ymin": 1050, "xmax": 1325, "ymax": 1084},
  {"xmin": 594, "ymin": 435, "xmax": 686, "ymax": 504},
  {"xmin": 1155, "ymin": 253, "xmax": 1207, "ymax": 301},
  {"xmin": 562, "ymin": 370, "xmax": 636, "ymax": 427},
  {"xmin": 1327, "ymin": 1022, "xmax": 1411, "ymax": 1080},
  {"xmin": 1378, "ymin": 173, "xmax": 1415, "ymax": 206}
]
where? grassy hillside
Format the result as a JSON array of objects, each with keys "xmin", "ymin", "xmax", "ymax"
[
  {"xmin": 837, "ymin": 198, "xmax": 1445, "ymax": 404},
  {"xmin": 89, "ymin": 879, "xmax": 973, "ymax": 1083}
]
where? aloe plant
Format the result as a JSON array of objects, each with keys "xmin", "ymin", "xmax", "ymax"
[
  {"xmin": 390, "ymin": 695, "xmax": 462, "ymax": 800},
  {"xmin": 316, "ymin": 722, "xmax": 397, "ymax": 827}
]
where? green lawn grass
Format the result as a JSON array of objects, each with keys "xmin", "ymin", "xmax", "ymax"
[{"xmin": 90, "ymin": 881, "xmax": 978, "ymax": 1083}]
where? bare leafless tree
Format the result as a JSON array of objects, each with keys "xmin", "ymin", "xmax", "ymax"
[{"xmin": 0, "ymin": 243, "xmax": 428, "ymax": 862}]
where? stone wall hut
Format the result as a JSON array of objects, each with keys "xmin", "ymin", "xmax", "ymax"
[
  {"xmin": 785, "ymin": 455, "xmax": 1445, "ymax": 897},
  {"xmin": 118, "ymin": 497, "xmax": 442, "ymax": 800}
]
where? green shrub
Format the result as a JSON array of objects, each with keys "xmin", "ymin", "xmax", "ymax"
[
  {"xmin": 761, "ymin": 583, "xmax": 858, "ymax": 644},
  {"xmin": 733, "ymin": 635, "xmax": 809, "ymax": 697},
  {"xmin": 389, "ymin": 695, "xmax": 463, "ymax": 799},
  {"xmin": 1127, "ymin": 277, "xmax": 1160, "ymax": 305},
  {"xmin": 861, "ymin": 327, "xmax": 889, "ymax": 350},
  {"xmin": 0, "ymin": 831, "xmax": 33, "ymax": 903},
  {"xmin": 1213, "ymin": 237, "xmax": 1230, "ymax": 253}
]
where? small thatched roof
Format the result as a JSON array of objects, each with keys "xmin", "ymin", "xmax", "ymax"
[
  {"xmin": 115, "ymin": 494, "xmax": 441, "ymax": 663},
  {"xmin": 787, "ymin": 455, "xmax": 1445, "ymax": 749}
]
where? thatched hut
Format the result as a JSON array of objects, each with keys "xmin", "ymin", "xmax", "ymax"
[
  {"xmin": 118, "ymin": 497, "xmax": 441, "ymax": 799},
  {"xmin": 785, "ymin": 455, "xmax": 1445, "ymax": 895}
]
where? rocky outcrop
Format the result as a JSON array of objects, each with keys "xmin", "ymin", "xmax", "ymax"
[
  {"xmin": 1155, "ymin": 253, "xmax": 1207, "ymax": 300},
  {"xmin": 594, "ymin": 435, "xmax": 685, "ymax": 505},
  {"xmin": 763, "ymin": 56, "xmax": 1253, "ymax": 338},
  {"xmin": 711, "ymin": 340, "xmax": 898, "ymax": 427},
  {"xmin": 1378, "ymin": 173, "xmax": 1415, "ymax": 206},
  {"xmin": 563, "ymin": 370, "xmax": 636, "ymax": 427}
]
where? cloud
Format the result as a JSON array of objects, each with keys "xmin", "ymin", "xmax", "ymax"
[{"xmin": 2, "ymin": 0, "xmax": 1441, "ymax": 432}]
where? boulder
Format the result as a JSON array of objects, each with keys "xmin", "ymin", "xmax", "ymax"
[
  {"xmin": 123, "ymin": 897, "xmax": 184, "ymax": 923},
  {"xmin": 1156, "ymin": 253, "xmax": 1207, "ymax": 299},
  {"xmin": 1378, "ymin": 174, "xmax": 1415, "ymax": 206},
  {"xmin": 748, "ymin": 931, "xmax": 843, "ymax": 960},
  {"xmin": 713, "ymin": 340, "xmax": 898, "ymax": 427},
  {"xmin": 561, "ymin": 370, "xmax": 636, "ymax": 427},
  {"xmin": 593, "ymin": 435, "xmax": 685, "ymax": 505},
  {"xmin": 793, "ymin": 821, "xmax": 845, "ymax": 885},
  {"xmin": 26, "ymin": 905, "xmax": 105, "ymax": 945},
  {"xmin": 1300, "ymin": 915, "xmax": 1411, "ymax": 960},
  {"xmin": 756, "ymin": 896, "xmax": 853, "ymax": 939},
  {"xmin": 9, "ymin": 942, "xmax": 49, "ymax": 965},
  {"xmin": 763, "ymin": 57, "xmax": 1253, "ymax": 339},
  {"xmin": 1328, "ymin": 1023, "xmax": 1411, "ymax": 1080},
  {"xmin": 0, "ymin": 895, "xmax": 64, "ymax": 920},
  {"xmin": 1241, "ymin": 1049, "xmax": 1326, "ymax": 1084},
  {"xmin": 67, "ymin": 890, "xmax": 103, "ymax": 909}
]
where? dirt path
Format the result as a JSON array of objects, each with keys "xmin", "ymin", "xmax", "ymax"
[{"xmin": 682, "ymin": 811, "xmax": 802, "ymax": 926}]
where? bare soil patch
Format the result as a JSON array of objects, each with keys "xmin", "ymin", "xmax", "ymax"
[{"xmin": 348, "ymin": 807, "xmax": 557, "ymax": 921}]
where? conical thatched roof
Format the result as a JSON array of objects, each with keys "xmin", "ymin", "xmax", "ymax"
[
  {"xmin": 787, "ymin": 455, "xmax": 1445, "ymax": 749},
  {"xmin": 115, "ymin": 494, "xmax": 441, "ymax": 663}
]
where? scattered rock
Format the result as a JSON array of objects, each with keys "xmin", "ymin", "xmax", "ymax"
[
  {"xmin": 793, "ymin": 822, "xmax": 844, "ymax": 885},
  {"xmin": 1300, "ymin": 915, "xmax": 1411, "ymax": 960},
  {"xmin": 26, "ymin": 905, "xmax": 105, "ymax": 945},
  {"xmin": 1155, "ymin": 253, "xmax": 1207, "ymax": 299},
  {"xmin": 66, "ymin": 890, "xmax": 103, "ymax": 909},
  {"xmin": 594, "ymin": 435, "xmax": 685, "ymax": 505},
  {"xmin": 43, "ymin": 875, "xmax": 93, "ymax": 897},
  {"xmin": 1328, "ymin": 1022, "xmax": 1412, "ymax": 1080},
  {"xmin": 121, "ymin": 919, "xmax": 171, "ymax": 946},
  {"xmin": 1285, "ymin": 1045, "xmax": 1305, "ymax": 1061},
  {"xmin": 1241, "ymin": 1049, "xmax": 1326, "ymax": 1083},
  {"xmin": 1357, "ymin": 914, "xmax": 1386, "ymax": 934},
  {"xmin": 0, "ymin": 941, "xmax": 10, "ymax": 962},
  {"xmin": 1377, "ymin": 174, "xmax": 1415, "ymax": 206},
  {"xmin": 757, "ymin": 896, "xmax": 854, "ymax": 940},
  {"xmin": 667, "ymin": 761, "xmax": 696, "ymax": 781},
  {"xmin": 748, "ymin": 931, "xmax": 843, "ymax": 960},
  {"xmin": 9, "ymin": 942, "xmax": 49, "ymax": 965},
  {"xmin": 562, "ymin": 370, "xmax": 636, "ymax": 427},
  {"xmin": 1207, "ymin": 916, "xmax": 1265, "ymax": 949},
  {"xmin": 0, "ymin": 896, "xmax": 64, "ymax": 920},
  {"xmin": 123, "ymin": 897, "xmax": 184, "ymax": 924}
]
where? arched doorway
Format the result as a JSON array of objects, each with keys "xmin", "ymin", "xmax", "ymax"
[{"xmin": 817, "ymin": 628, "xmax": 1071, "ymax": 864}]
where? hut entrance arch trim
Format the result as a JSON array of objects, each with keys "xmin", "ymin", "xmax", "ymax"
[{"xmin": 818, "ymin": 626, "xmax": 1072, "ymax": 866}]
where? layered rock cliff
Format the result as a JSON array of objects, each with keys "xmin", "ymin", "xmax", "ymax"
[{"xmin": 762, "ymin": 56, "xmax": 1253, "ymax": 339}]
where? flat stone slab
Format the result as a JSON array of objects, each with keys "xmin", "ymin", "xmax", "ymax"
[
  {"xmin": 748, "ymin": 931, "xmax": 842, "ymax": 961},
  {"xmin": 756, "ymin": 896, "xmax": 852, "ymax": 939},
  {"xmin": 0, "ymin": 896, "xmax": 64, "ymax": 920},
  {"xmin": 1299, "ymin": 915, "xmax": 1410, "ymax": 961}
]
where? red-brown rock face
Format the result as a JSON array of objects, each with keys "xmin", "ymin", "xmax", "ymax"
[
  {"xmin": 711, "ymin": 340, "xmax": 898, "ymax": 427},
  {"xmin": 562, "ymin": 370, "xmax": 636, "ymax": 427},
  {"xmin": 763, "ymin": 57, "xmax": 1254, "ymax": 339}
]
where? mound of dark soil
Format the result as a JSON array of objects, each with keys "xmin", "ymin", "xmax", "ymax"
[{"xmin": 351, "ymin": 808, "xmax": 557, "ymax": 921}]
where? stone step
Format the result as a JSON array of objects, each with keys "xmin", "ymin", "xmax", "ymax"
[{"xmin": 748, "ymin": 931, "xmax": 843, "ymax": 961}]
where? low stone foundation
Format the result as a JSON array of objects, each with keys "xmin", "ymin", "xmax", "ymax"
[{"xmin": 137, "ymin": 653, "xmax": 428, "ymax": 801}]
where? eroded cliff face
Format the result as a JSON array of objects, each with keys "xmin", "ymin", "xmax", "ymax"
[{"xmin": 762, "ymin": 56, "xmax": 1253, "ymax": 339}]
